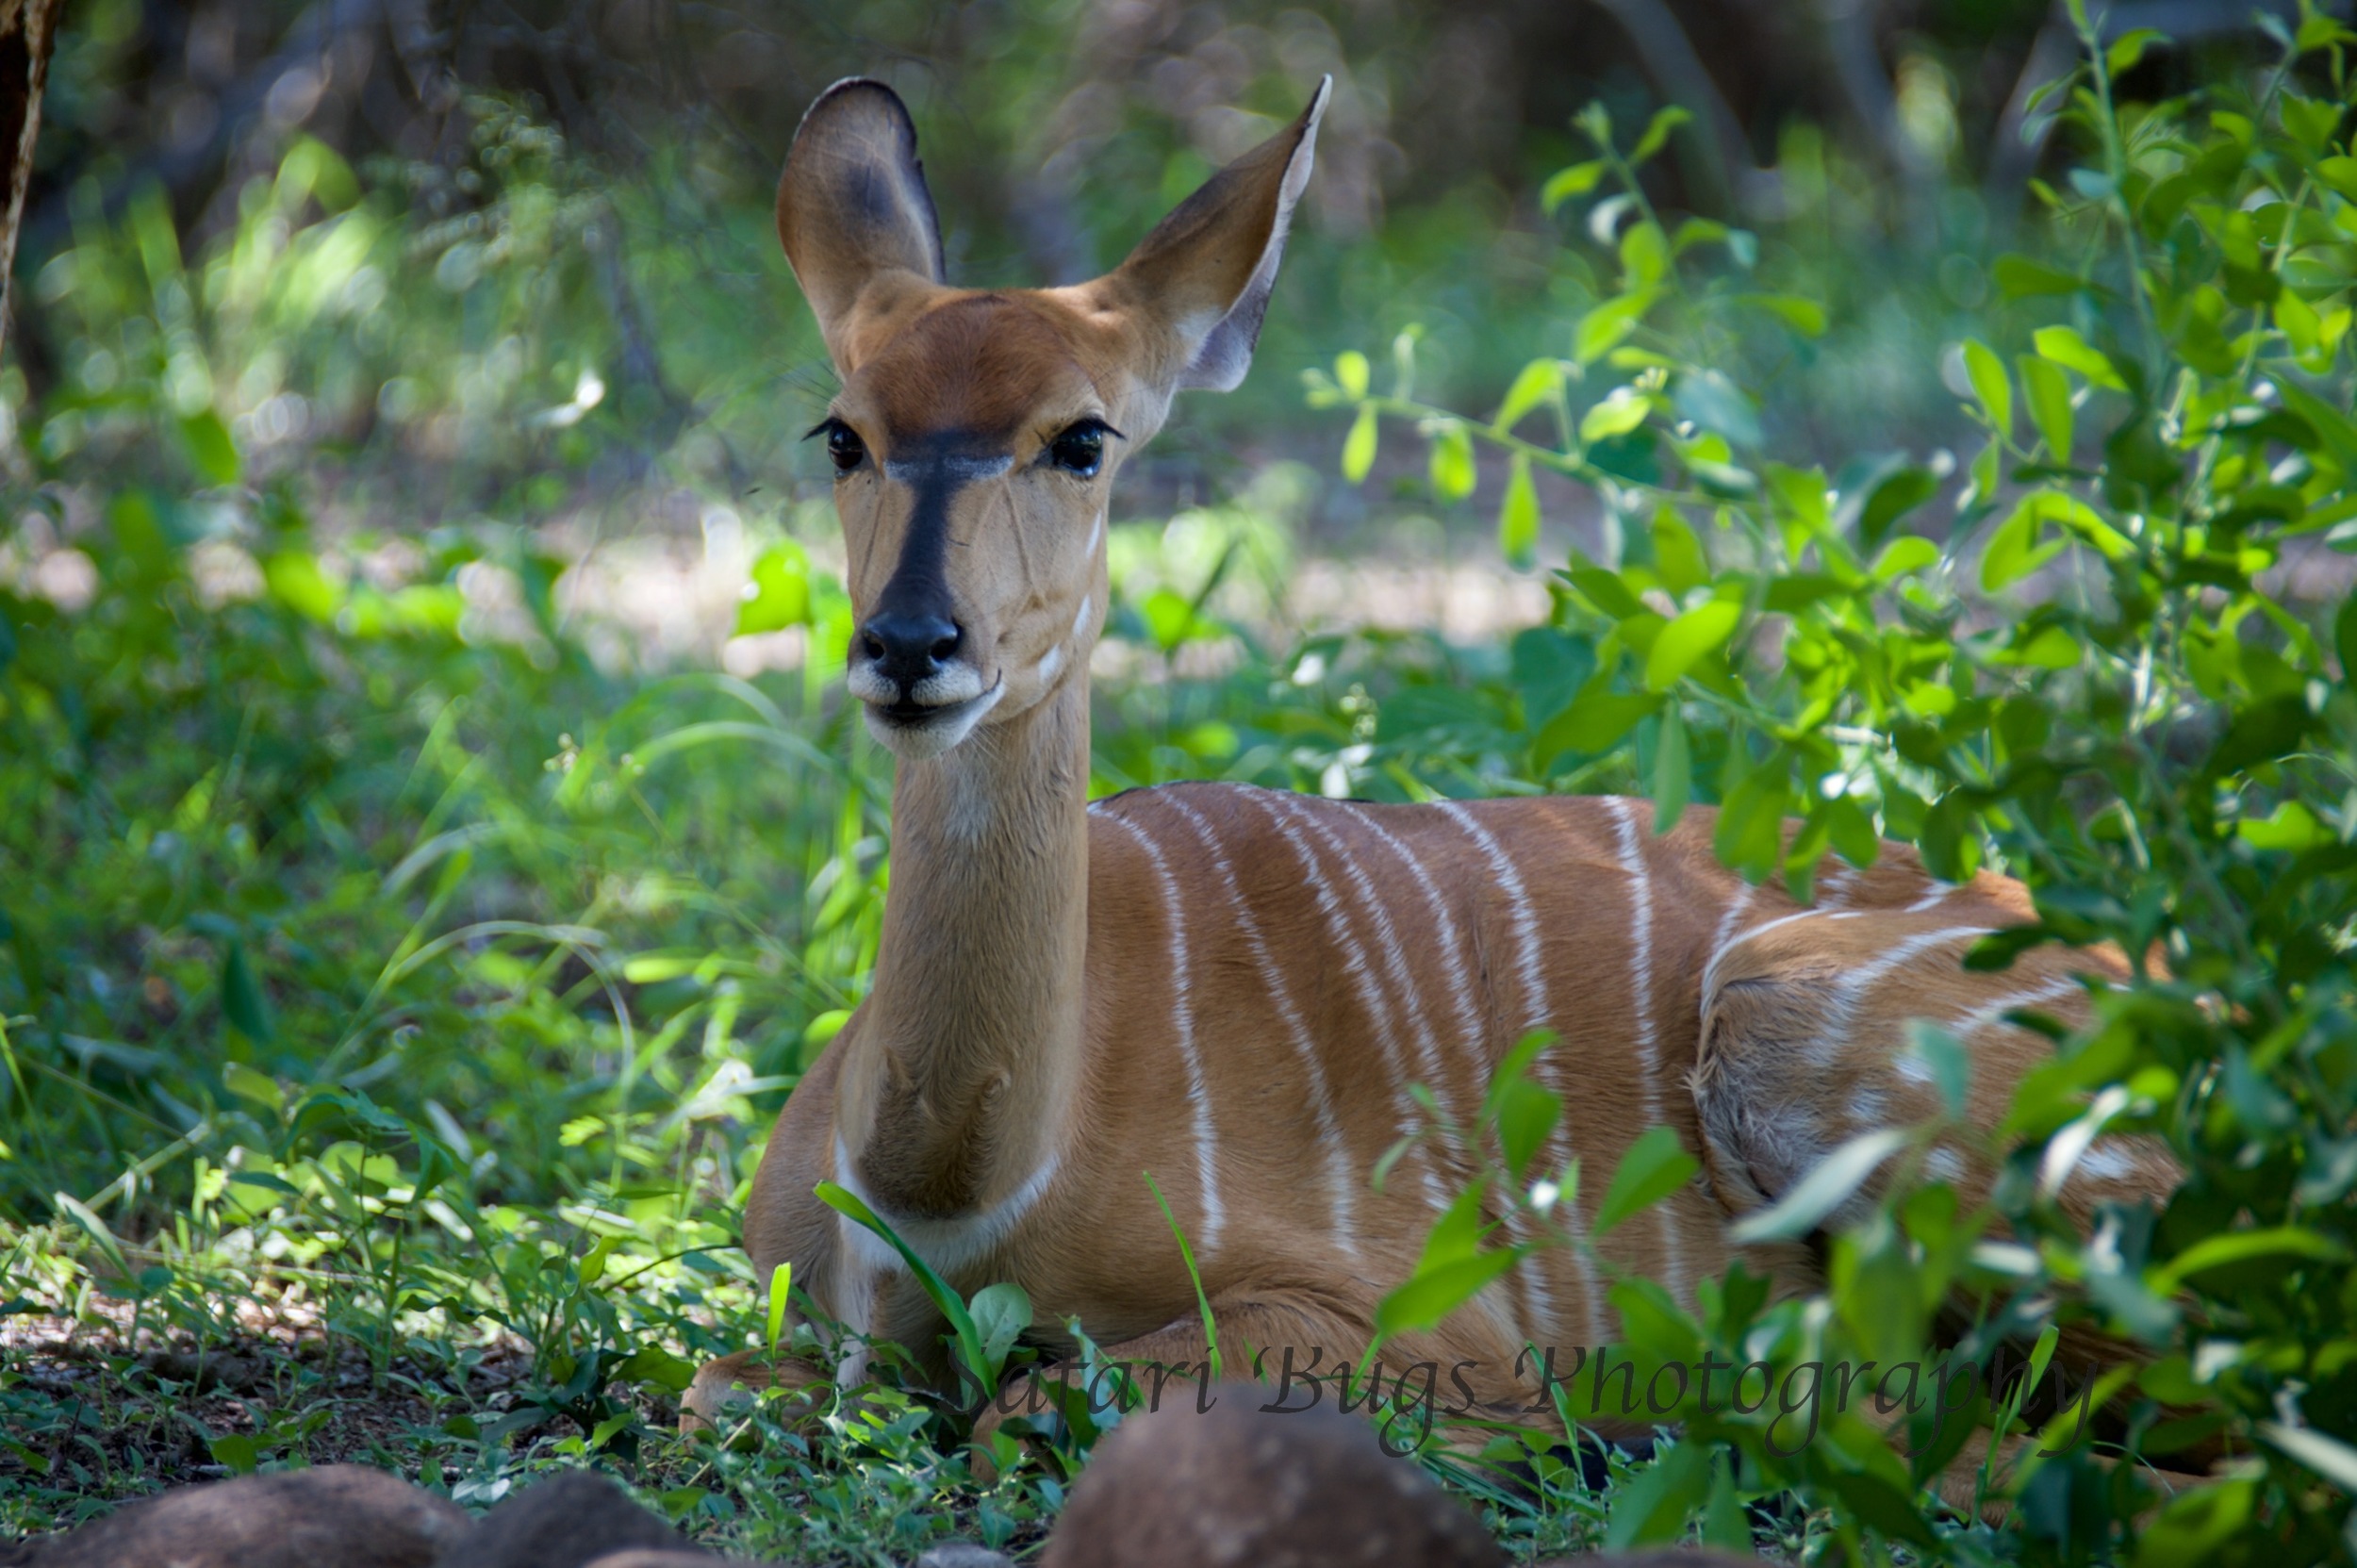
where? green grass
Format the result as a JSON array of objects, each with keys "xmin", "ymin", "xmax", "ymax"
[{"xmin": 0, "ymin": 489, "xmax": 1663, "ymax": 1560}]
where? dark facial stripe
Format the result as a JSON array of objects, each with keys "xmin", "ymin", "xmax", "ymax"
[{"xmin": 870, "ymin": 453, "xmax": 1012, "ymax": 623}]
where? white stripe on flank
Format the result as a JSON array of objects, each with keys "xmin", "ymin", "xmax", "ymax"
[
  {"xmin": 1162, "ymin": 793, "xmax": 1360, "ymax": 1257},
  {"xmin": 1704, "ymin": 880, "xmax": 1759, "ymax": 980},
  {"xmin": 1904, "ymin": 880, "xmax": 1960, "ymax": 914},
  {"xmin": 1807, "ymin": 924, "xmax": 1995, "ymax": 1069},
  {"xmin": 1951, "ymin": 976, "xmax": 2080, "ymax": 1043},
  {"xmin": 1270, "ymin": 797, "xmax": 1465, "ymax": 1124},
  {"xmin": 1100, "ymin": 812, "xmax": 1225, "ymax": 1253},
  {"xmin": 1244, "ymin": 792, "xmax": 1449, "ymax": 1211},
  {"xmin": 1703, "ymin": 905, "xmax": 1854, "ymax": 995},
  {"xmin": 1605, "ymin": 796, "xmax": 1686, "ymax": 1302},
  {"xmin": 1346, "ymin": 802, "xmax": 1553, "ymax": 1337},
  {"xmin": 1437, "ymin": 801, "xmax": 1605, "ymax": 1347}
]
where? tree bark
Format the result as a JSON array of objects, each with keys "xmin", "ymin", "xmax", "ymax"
[{"xmin": 0, "ymin": 0, "xmax": 62, "ymax": 361}]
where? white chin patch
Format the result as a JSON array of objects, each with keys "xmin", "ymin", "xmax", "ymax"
[{"xmin": 864, "ymin": 680, "xmax": 1004, "ymax": 761}]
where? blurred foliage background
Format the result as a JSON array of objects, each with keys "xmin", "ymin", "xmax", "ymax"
[{"xmin": 4, "ymin": 0, "xmax": 2356, "ymax": 1562}]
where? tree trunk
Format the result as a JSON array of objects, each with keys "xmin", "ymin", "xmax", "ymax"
[{"xmin": 0, "ymin": 0, "xmax": 62, "ymax": 361}]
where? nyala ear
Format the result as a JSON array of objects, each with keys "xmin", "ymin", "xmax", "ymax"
[
  {"xmin": 1110, "ymin": 77, "xmax": 1330, "ymax": 393},
  {"xmin": 776, "ymin": 78, "xmax": 946, "ymax": 371}
]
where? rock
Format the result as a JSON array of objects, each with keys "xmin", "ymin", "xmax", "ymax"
[
  {"xmin": 11, "ymin": 1465, "xmax": 468, "ymax": 1568},
  {"xmin": 435, "ymin": 1473, "xmax": 701, "ymax": 1568},
  {"xmin": 1039, "ymin": 1384, "xmax": 1504, "ymax": 1567}
]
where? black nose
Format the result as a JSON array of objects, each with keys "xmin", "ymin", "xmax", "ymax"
[{"xmin": 861, "ymin": 611, "xmax": 962, "ymax": 686}]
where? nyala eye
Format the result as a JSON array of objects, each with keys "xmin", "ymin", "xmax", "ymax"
[
  {"xmin": 1047, "ymin": 421, "xmax": 1112, "ymax": 478},
  {"xmin": 823, "ymin": 421, "xmax": 865, "ymax": 474}
]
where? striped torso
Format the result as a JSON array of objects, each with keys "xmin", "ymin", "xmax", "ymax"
[{"xmin": 766, "ymin": 784, "xmax": 2154, "ymax": 1410}]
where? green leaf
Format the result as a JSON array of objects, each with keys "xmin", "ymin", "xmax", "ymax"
[
  {"xmin": 815, "ymin": 1180, "xmax": 986, "ymax": 1389},
  {"xmin": 1605, "ymin": 1438, "xmax": 1711, "ymax": 1548},
  {"xmin": 2276, "ymin": 287, "xmax": 2322, "ymax": 357},
  {"xmin": 1992, "ymin": 254, "xmax": 2086, "ymax": 298},
  {"xmin": 2134, "ymin": 1479, "xmax": 2257, "ymax": 1568},
  {"xmin": 1580, "ymin": 387, "xmax": 1652, "ymax": 442},
  {"xmin": 1728, "ymin": 1128, "xmax": 1910, "ymax": 1243},
  {"xmin": 1574, "ymin": 291, "xmax": 1656, "ymax": 363},
  {"xmin": 968, "ymin": 1280, "xmax": 1033, "ymax": 1372},
  {"xmin": 1375, "ymin": 1249, "xmax": 1521, "ymax": 1338},
  {"xmin": 2278, "ymin": 91, "xmax": 2345, "ymax": 152},
  {"xmin": 1540, "ymin": 160, "xmax": 1607, "ymax": 213},
  {"xmin": 2033, "ymin": 325, "xmax": 2128, "ymax": 390},
  {"xmin": 1568, "ymin": 567, "xmax": 1645, "ymax": 619},
  {"xmin": 2238, "ymin": 801, "xmax": 2332, "ymax": 852},
  {"xmin": 1594, "ymin": 1126, "xmax": 1700, "ymax": 1235},
  {"xmin": 1874, "ymin": 536, "xmax": 1939, "ymax": 581},
  {"xmin": 733, "ymin": 542, "xmax": 811, "ymax": 636},
  {"xmin": 765, "ymin": 1260, "xmax": 793, "ymax": 1356},
  {"xmin": 2018, "ymin": 355, "xmax": 2074, "ymax": 462},
  {"xmin": 1527, "ymin": 693, "xmax": 1659, "ymax": 773},
  {"xmin": 1334, "ymin": 350, "xmax": 1370, "ymax": 399},
  {"xmin": 53, "ymin": 1191, "xmax": 132, "ymax": 1278},
  {"xmin": 221, "ymin": 939, "xmax": 276, "ymax": 1046},
  {"xmin": 264, "ymin": 551, "xmax": 343, "ymax": 624},
  {"xmin": 178, "ymin": 409, "xmax": 241, "ymax": 487},
  {"xmin": 1739, "ymin": 292, "xmax": 1828, "ymax": 337},
  {"xmin": 1535, "ymin": 690, "xmax": 1657, "ymax": 772},
  {"xmin": 1644, "ymin": 599, "xmax": 1741, "ymax": 689},
  {"xmin": 1495, "ymin": 1076, "xmax": 1562, "ymax": 1183},
  {"xmin": 1499, "ymin": 453, "xmax": 1541, "ymax": 566},
  {"xmin": 2151, "ymin": 1227, "xmax": 2345, "ymax": 1295},
  {"xmin": 1142, "ymin": 1170, "xmax": 1222, "ymax": 1381},
  {"xmin": 1767, "ymin": 462, "xmax": 1831, "ymax": 536},
  {"xmin": 1428, "ymin": 421, "xmax": 1476, "ymax": 503},
  {"xmin": 1341, "ymin": 405, "xmax": 1378, "ymax": 483},
  {"xmin": 614, "ymin": 1345, "xmax": 699, "ymax": 1395},
  {"xmin": 1620, "ymin": 221, "xmax": 1670, "ymax": 288},
  {"xmin": 1904, "ymin": 1023, "xmax": 1972, "ymax": 1120},
  {"xmin": 1823, "ymin": 1468, "xmax": 1942, "ymax": 1547},
  {"xmin": 1653, "ymin": 704, "xmax": 1691, "ymax": 834},
  {"xmin": 1961, "ymin": 338, "xmax": 2012, "ymax": 438},
  {"xmin": 209, "ymin": 1432, "xmax": 261, "ymax": 1475},
  {"xmin": 1631, "ymin": 105, "xmax": 1692, "ymax": 163},
  {"xmin": 1856, "ymin": 465, "xmax": 1940, "ymax": 547},
  {"xmin": 223, "ymin": 1063, "xmax": 284, "ymax": 1113},
  {"xmin": 2337, "ymin": 594, "xmax": 2357, "ymax": 683},
  {"xmin": 1493, "ymin": 359, "xmax": 1560, "ymax": 432},
  {"xmin": 1980, "ymin": 491, "xmax": 2068, "ymax": 592},
  {"xmin": 1650, "ymin": 509, "xmax": 1708, "ymax": 597},
  {"xmin": 1673, "ymin": 369, "xmax": 1760, "ymax": 449},
  {"xmin": 2106, "ymin": 28, "xmax": 2164, "ymax": 76}
]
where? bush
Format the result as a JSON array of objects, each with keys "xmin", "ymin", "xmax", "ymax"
[{"xmin": 1328, "ymin": 4, "xmax": 2357, "ymax": 1560}]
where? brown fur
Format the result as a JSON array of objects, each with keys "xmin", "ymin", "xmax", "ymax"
[{"xmin": 685, "ymin": 76, "xmax": 2178, "ymax": 1508}]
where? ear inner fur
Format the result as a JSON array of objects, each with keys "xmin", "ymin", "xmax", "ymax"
[{"xmin": 775, "ymin": 77, "xmax": 946, "ymax": 371}]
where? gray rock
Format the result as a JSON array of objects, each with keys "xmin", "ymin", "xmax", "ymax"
[
  {"xmin": 435, "ymin": 1473, "xmax": 701, "ymax": 1568},
  {"xmin": 11, "ymin": 1465, "xmax": 469, "ymax": 1568}
]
